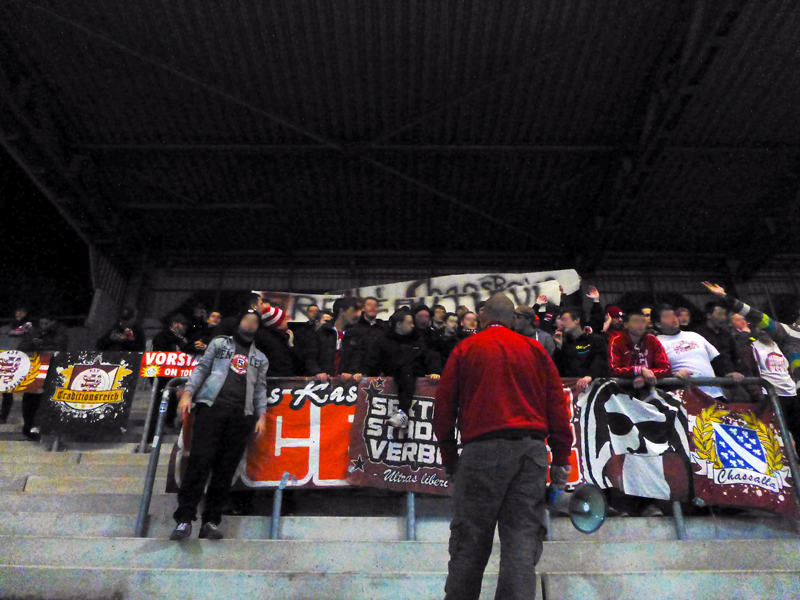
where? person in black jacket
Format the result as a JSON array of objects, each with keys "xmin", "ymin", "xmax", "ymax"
[
  {"xmin": 430, "ymin": 312, "xmax": 463, "ymax": 367},
  {"xmin": 152, "ymin": 314, "xmax": 193, "ymax": 353},
  {"xmin": 0, "ymin": 309, "xmax": 42, "ymax": 436},
  {"xmin": 31, "ymin": 315, "xmax": 68, "ymax": 352},
  {"xmin": 305, "ymin": 297, "xmax": 363, "ymax": 380},
  {"xmin": 187, "ymin": 304, "xmax": 218, "ymax": 356},
  {"xmin": 96, "ymin": 308, "xmax": 146, "ymax": 352},
  {"xmin": 349, "ymin": 297, "xmax": 388, "ymax": 370},
  {"xmin": 148, "ymin": 314, "xmax": 194, "ymax": 437},
  {"xmin": 412, "ymin": 305, "xmax": 436, "ymax": 343},
  {"xmin": 693, "ymin": 300, "xmax": 740, "ymax": 374},
  {"xmin": 362, "ymin": 308, "xmax": 441, "ymax": 429},
  {"xmin": 17, "ymin": 314, "xmax": 70, "ymax": 440},
  {"xmin": 552, "ymin": 307, "xmax": 609, "ymax": 392},
  {"xmin": 261, "ymin": 321, "xmax": 304, "ymax": 377}
]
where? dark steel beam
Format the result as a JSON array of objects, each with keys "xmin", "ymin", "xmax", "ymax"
[{"xmin": 579, "ymin": 0, "xmax": 750, "ymax": 273}]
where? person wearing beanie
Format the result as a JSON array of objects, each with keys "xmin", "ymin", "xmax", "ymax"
[
  {"xmin": 603, "ymin": 305, "xmax": 626, "ymax": 345},
  {"xmin": 170, "ymin": 309, "xmax": 269, "ymax": 541},
  {"xmin": 411, "ymin": 304, "xmax": 436, "ymax": 343}
]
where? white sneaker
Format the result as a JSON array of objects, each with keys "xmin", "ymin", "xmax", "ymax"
[{"xmin": 387, "ymin": 410, "xmax": 409, "ymax": 429}]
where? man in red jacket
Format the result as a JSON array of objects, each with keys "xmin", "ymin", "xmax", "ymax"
[
  {"xmin": 434, "ymin": 294, "xmax": 572, "ymax": 600},
  {"xmin": 609, "ymin": 309, "xmax": 672, "ymax": 389}
]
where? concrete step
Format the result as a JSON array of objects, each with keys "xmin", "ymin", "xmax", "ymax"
[
  {"xmin": 24, "ymin": 476, "xmax": 169, "ymax": 494},
  {"xmin": 0, "ymin": 477, "xmax": 26, "ymax": 492},
  {"xmin": 5, "ymin": 566, "xmax": 799, "ymax": 600},
  {"xmin": 2, "ymin": 510, "xmax": 797, "ymax": 543},
  {"xmin": 0, "ymin": 493, "xmax": 177, "ymax": 514},
  {"xmin": 543, "ymin": 571, "xmax": 800, "ymax": 600},
  {"xmin": 0, "ymin": 451, "xmax": 81, "ymax": 464},
  {"xmin": 0, "ymin": 441, "xmax": 151, "ymax": 454},
  {"xmin": 0, "ymin": 463, "xmax": 168, "ymax": 479},
  {"xmin": 4, "ymin": 537, "xmax": 799, "ymax": 573},
  {"xmin": 0, "ymin": 567, "xmax": 506, "ymax": 600}
]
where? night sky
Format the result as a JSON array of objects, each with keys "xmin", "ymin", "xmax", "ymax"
[{"xmin": 0, "ymin": 146, "xmax": 93, "ymax": 321}]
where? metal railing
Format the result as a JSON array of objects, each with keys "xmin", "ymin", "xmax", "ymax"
[
  {"xmin": 135, "ymin": 377, "xmax": 186, "ymax": 538},
  {"xmin": 133, "ymin": 375, "xmax": 800, "ymax": 539}
]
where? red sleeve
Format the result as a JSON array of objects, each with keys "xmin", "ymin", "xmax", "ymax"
[
  {"xmin": 649, "ymin": 337, "xmax": 672, "ymax": 379},
  {"xmin": 540, "ymin": 349, "xmax": 573, "ymax": 465},
  {"xmin": 609, "ymin": 337, "xmax": 638, "ymax": 377},
  {"xmin": 433, "ymin": 345, "xmax": 461, "ymax": 469}
]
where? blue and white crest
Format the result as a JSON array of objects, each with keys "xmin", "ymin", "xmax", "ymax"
[{"xmin": 713, "ymin": 424, "xmax": 767, "ymax": 474}]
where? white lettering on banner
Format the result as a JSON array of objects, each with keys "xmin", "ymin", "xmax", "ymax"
[
  {"xmin": 363, "ymin": 394, "xmax": 443, "ymax": 469},
  {"xmin": 269, "ymin": 403, "xmax": 347, "ymax": 486}
]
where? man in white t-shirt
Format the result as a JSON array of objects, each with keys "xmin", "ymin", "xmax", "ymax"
[
  {"xmin": 654, "ymin": 305, "xmax": 744, "ymax": 399},
  {"xmin": 747, "ymin": 328, "xmax": 798, "ymax": 396},
  {"xmin": 741, "ymin": 328, "xmax": 799, "ymax": 442}
]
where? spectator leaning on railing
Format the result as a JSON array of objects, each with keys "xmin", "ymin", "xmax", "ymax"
[
  {"xmin": 305, "ymin": 296, "xmax": 363, "ymax": 381},
  {"xmin": 737, "ymin": 327, "xmax": 800, "ymax": 442},
  {"xmin": 362, "ymin": 308, "xmax": 441, "ymax": 430},
  {"xmin": 609, "ymin": 309, "xmax": 672, "ymax": 389},
  {"xmin": 703, "ymin": 281, "xmax": 800, "ymax": 386},
  {"xmin": 654, "ymin": 304, "xmax": 744, "ymax": 400},
  {"xmin": 552, "ymin": 307, "xmax": 609, "ymax": 392}
]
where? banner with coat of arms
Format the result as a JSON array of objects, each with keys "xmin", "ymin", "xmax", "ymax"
[
  {"xmin": 0, "ymin": 351, "xmax": 54, "ymax": 394},
  {"xmin": 37, "ymin": 352, "xmax": 142, "ymax": 441},
  {"xmin": 682, "ymin": 388, "xmax": 799, "ymax": 518}
]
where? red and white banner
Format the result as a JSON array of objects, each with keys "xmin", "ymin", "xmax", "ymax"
[
  {"xmin": 0, "ymin": 351, "xmax": 54, "ymax": 394},
  {"xmin": 168, "ymin": 377, "xmax": 358, "ymax": 491},
  {"xmin": 139, "ymin": 352, "xmax": 199, "ymax": 378}
]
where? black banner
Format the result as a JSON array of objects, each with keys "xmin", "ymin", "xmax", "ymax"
[{"xmin": 38, "ymin": 351, "xmax": 142, "ymax": 442}]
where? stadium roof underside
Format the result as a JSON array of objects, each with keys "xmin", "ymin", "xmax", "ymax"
[{"xmin": 1, "ymin": 0, "xmax": 799, "ymax": 277}]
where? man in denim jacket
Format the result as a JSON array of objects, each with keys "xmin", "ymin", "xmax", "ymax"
[{"xmin": 170, "ymin": 309, "xmax": 269, "ymax": 541}]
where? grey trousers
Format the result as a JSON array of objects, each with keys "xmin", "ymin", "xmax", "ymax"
[{"xmin": 444, "ymin": 437, "xmax": 549, "ymax": 600}]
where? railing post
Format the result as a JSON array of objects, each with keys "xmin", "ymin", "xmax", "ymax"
[
  {"xmin": 270, "ymin": 472, "xmax": 295, "ymax": 540},
  {"xmin": 134, "ymin": 377, "xmax": 186, "ymax": 538},
  {"xmin": 671, "ymin": 501, "xmax": 687, "ymax": 540},
  {"xmin": 765, "ymin": 385, "xmax": 800, "ymax": 516},
  {"xmin": 406, "ymin": 492, "xmax": 417, "ymax": 541},
  {"xmin": 137, "ymin": 379, "xmax": 161, "ymax": 454}
]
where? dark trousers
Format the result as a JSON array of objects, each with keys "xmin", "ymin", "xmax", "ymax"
[
  {"xmin": 21, "ymin": 393, "xmax": 41, "ymax": 435},
  {"xmin": 445, "ymin": 437, "xmax": 549, "ymax": 600},
  {"xmin": 173, "ymin": 402, "xmax": 256, "ymax": 526},
  {"xmin": 393, "ymin": 366, "xmax": 418, "ymax": 414},
  {"xmin": 0, "ymin": 393, "xmax": 13, "ymax": 421},
  {"xmin": 779, "ymin": 396, "xmax": 800, "ymax": 446}
]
